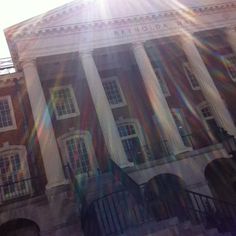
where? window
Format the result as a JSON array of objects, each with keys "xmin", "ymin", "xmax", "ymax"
[
  {"xmin": 65, "ymin": 137, "xmax": 90, "ymax": 174},
  {"xmin": 0, "ymin": 96, "xmax": 17, "ymax": 132},
  {"xmin": 198, "ymin": 102, "xmax": 221, "ymax": 142},
  {"xmin": 154, "ymin": 68, "xmax": 170, "ymax": 97},
  {"xmin": 50, "ymin": 85, "xmax": 79, "ymax": 120},
  {"xmin": 200, "ymin": 105, "xmax": 213, "ymax": 120},
  {"xmin": 223, "ymin": 54, "xmax": 236, "ymax": 81},
  {"xmin": 171, "ymin": 108, "xmax": 192, "ymax": 147},
  {"xmin": 102, "ymin": 77, "xmax": 126, "ymax": 108},
  {"xmin": 0, "ymin": 146, "xmax": 30, "ymax": 201},
  {"xmin": 183, "ymin": 62, "xmax": 200, "ymax": 90},
  {"xmin": 117, "ymin": 121, "xmax": 148, "ymax": 163},
  {"xmin": 60, "ymin": 131, "xmax": 97, "ymax": 176}
]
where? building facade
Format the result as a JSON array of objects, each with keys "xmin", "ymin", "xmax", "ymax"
[{"xmin": 1, "ymin": 0, "xmax": 236, "ymax": 235}]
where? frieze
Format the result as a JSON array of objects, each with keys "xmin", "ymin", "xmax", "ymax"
[{"xmin": 11, "ymin": 2, "xmax": 236, "ymax": 39}]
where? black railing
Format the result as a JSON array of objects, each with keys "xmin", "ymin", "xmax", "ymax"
[
  {"xmin": 0, "ymin": 176, "xmax": 45, "ymax": 204},
  {"xmin": 82, "ymin": 189, "xmax": 152, "ymax": 236},
  {"xmin": 147, "ymin": 189, "xmax": 236, "ymax": 233},
  {"xmin": 108, "ymin": 158, "xmax": 143, "ymax": 203},
  {"xmin": 82, "ymin": 187, "xmax": 236, "ymax": 236}
]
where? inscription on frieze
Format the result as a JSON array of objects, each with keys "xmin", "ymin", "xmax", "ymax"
[{"xmin": 113, "ymin": 19, "xmax": 197, "ymax": 38}]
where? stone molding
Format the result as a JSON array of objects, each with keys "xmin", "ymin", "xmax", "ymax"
[{"xmin": 8, "ymin": 2, "xmax": 236, "ymax": 39}]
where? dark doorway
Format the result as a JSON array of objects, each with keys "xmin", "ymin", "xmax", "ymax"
[
  {"xmin": 205, "ymin": 158, "xmax": 236, "ymax": 203},
  {"xmin": 0, "ymin": 219, "xmax": 40, "ymax": 236},
  {"xmin": 144, "ymin": 174, "xmax": 190, "ymax": 221}
]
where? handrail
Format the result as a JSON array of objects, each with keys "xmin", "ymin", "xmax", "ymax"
[
  {"xmin": 82, "ymin": 187, "xmax": 236, "ymax": 236},
  {"xmin": 108, "ymin": 158, "xmax": 143, "ymax": 203},
  {"xmin": 0, "ymin": 176, "xmax": 45, "ymax": 205}
]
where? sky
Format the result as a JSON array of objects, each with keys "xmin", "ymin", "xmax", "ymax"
[{"xmin": 0, "ymin": 0, "xmax": 72, "ymax": 58}]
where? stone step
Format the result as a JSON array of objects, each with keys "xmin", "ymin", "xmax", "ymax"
[{"xmin": 204, "ymin": 228, "xmax": 220, "ymax": 236}]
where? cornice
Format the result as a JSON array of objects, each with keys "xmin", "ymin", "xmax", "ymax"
[{"xmin": 12, "ymin": 1, "xmax": 236, "ymax": 39}]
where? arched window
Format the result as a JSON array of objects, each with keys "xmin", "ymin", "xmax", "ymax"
[
  {"xmin": 0, "ymin": 145, "xmax": 30, "ymax": 202},
  {"xmin": 58, "ymin": 131, "xmax": 97, "ymax": 176},
  {"xmin": 117, "ymin": 120, "xmax": 151, "ymax": 164}
]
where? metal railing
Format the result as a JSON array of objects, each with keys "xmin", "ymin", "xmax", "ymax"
[
  {"xmin": 81, "ymin": 187, "xmax": 236, "ymax": 236},
  {"xmin": 81, "ymin": 189, "xmax": 152, "ymax": 236},
  {"xmin": 0, "ymin": 176, "xmax": 45, "ymax": 205}
]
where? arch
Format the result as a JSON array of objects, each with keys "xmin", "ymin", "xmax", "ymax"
[
  {"xmin": 0, "ymin": 218, "xmax": 40, "ymax": 236},
  {"xmin": 144, "ymin": 173, "xmax": 190, "ymax": 221},
  {"xmin": 205, "ymin": 158, "xmax": 236, "ymax": 203}
]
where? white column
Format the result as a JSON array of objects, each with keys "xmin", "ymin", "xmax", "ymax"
[
  {"xmin": 226, "ymin": 27, "xmax": 236, "ymax": 54},
  {"xmin": 22, "ymin": 59, "xmax": 67, "ymax": 189},
  {"xmin": 181, "ymin": 35, "xmax": 236, "ymax": 137},
  {"xmin": 79, "ymin": 51, "xmax": 132, "ymax": 168},
  {"xmin": 132, "ymin": 42, "xmax": 190, "ymax": 155}
]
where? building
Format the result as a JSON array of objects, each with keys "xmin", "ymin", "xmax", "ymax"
[{"xmin": 1, "ymin": 0, "xmax": 236, "ymax": 235}]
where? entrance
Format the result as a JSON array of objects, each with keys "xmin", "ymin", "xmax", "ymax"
[
  {"xmin": 144, "ymin": 174, "xmax": 190, "ymax": 221},
  {"xmin": 205, "ymin": 158, "xmax": 236, "ymax": 203}
]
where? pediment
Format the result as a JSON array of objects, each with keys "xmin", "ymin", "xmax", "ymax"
[{"xmin": 6, "ymin": 0, "xmax": 236, "ymax": 36}]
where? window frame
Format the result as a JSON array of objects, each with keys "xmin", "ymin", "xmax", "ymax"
[
  {"xmin": 50, "ymin": 85, "xmax": 80, "ymax": 120},
  {"xmin": 171, "ymin": 108, "xmax": 192, "ymax": 147},
  {"xmin": 116, "ymin": 119, "xmax": 151, "ymax": 163},
  {"xmin": 102, "ymin": 76, "xmax": 127, "ymax": 109},
  {"xmin": 183, "ymin": 62, "xmax": 200, "ymax": 90},
  {"xmin": 0, "ymin": 96, "xmax": 17, "ymax": 132},
  {"xmin": 154, "ymin": 67, "xmax": 171, "ymax": 97},
  {"xmin": 58, "ymin": 130, "xmax": 98, "ymax": 176},
  {"xmin": 0, "ymin": 145, "xmax": 31, "ymax": 202},
  {"xmin": 222, "ymin": 54, "xmax": 236, "ymax": 82}
]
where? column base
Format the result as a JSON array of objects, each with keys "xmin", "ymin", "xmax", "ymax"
[
  {"xmin": 119, "ymin": 162, "xmax": 135, "ymax": 168},
  {"xmin": 173, "ymin": 146, "xmax": 193, "ymax": 156},
  {"xmin": 46, "ymin": 179, "xmax": 70, "ymax": 191}
]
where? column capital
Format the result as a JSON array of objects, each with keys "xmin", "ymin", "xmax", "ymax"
[
  {"xmin": 79, "ymin": 49, "xmax": 93, "ymax": 59},
  {"xmin": 20, "ymin": 58, "xmax": 37, "ymax": 69},
  {"xmin": 131, "ymin": 41, "xmax": 146, "ymax": 50},
  {"xmin": 225, "ymin": 26, "xmax": 236, "ymax": 34}
]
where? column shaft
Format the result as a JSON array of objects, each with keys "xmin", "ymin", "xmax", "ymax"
[
  {"xmin": 181, "ymin": 36, "xmax": 236, "ymax": 137},
  {"xmin": 80, "ymin": 52, "xmax": 132, "ymax": 168},
  {"xmin": 226, "ymin": 28, "xmax": 236, "ymax": 54},
  {"xmin": 22, "ymin": 60, "xmax": 67, "ymax": 189},
  {"xmin": 132, "ymin": 43, "xmax": 189, "ymax": 155}
]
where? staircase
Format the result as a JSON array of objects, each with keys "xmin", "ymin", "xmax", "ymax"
[
  {"xmin": 67, "ymin": 159, "xmax": 236, "ymax": 236},
  {"xmin": 81, "ymin": 187, "xmax": 236, "ymax": 236}
]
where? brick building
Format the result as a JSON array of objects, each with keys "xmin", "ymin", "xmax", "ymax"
[{"xmin": 1, "ymin": 0, "xmax": 236, "ymax": 235}]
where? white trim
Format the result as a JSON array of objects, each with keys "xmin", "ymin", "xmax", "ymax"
[
  {"xmin": 0, "ymin": 96, "xmax": 17, "ymax": 133},
  {"xmin": 183, "ymin": 62, "xmax": 200, "ymax": 90},
  {"xmin": 154, "ymin": 68, "xmax": 171, "ymax": 97},
  {"xmin": 116, "ymin": 118, "xmax": 151, "ymax": 162},
  {"xmin": 102, "ymin": 76, "xmax": 127, "ymax": 109},
  {"xmin": 57, "ymin": 130, "xmax": 98, "ymax": 176},
  {"xmin": 222, "ymin": 54, "xmax": 236, "ymax": 82},
  {"xmin": 50, "ymin": 84, "xmax": 80, "ymax": 120},
  {"xmin": 197, "ymin": 101, "xmax": 218, "ymax": 141}
]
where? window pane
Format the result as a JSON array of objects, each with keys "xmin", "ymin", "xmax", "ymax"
[
  {"xmin": 224, "ymin": 55, "xmax": 236, "ymax": 80},
  {"xmin": 103, "ymin": 79, "xmax": 123, "ymax": 106},
  {"xmin": 66, "ymin": 137, "xmax": 90, "ymax": 174},
  {"xmin": 183, "ymin": 63, "xmax": 200, "ymax": 89},
  {"xmin": 52, "ymin": 87, "xmax": 77, "ymax": 118},
  {"xmin": 0, "ymin": 99, "xmax": 13, "ymax": 128}
]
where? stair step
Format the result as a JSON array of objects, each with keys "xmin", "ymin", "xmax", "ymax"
[{"xmin": 205, "ymin": 228, "xmax": 220, "ymax": 236}]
